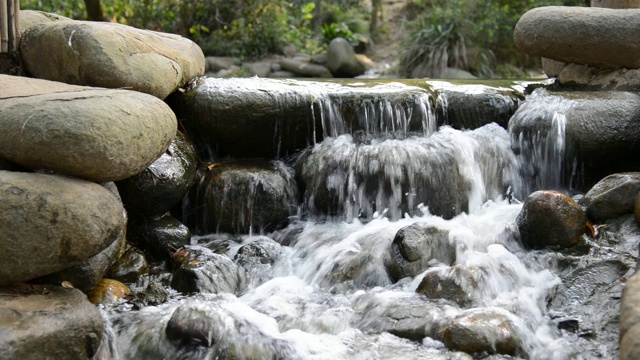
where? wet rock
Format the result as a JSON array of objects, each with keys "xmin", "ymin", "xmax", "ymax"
[
  {"xmin": 234, "ymin": 237, "xmax": 282, "ymax": 287},
  {"xmin": 127, "ymin": 214, "xmax": 191, "ymax": 261},
  {"xmin": 442, "ymin": 309, "xmax": 521, "ymax": 356},
  {"xmin": 516, "ymin": 190, "xmax": 587, "ymax": 250},
  {"xmin": 0, "ymin": 284, "xmax": 103, "ymax": 360},
  {"xmin": 187, "ymin": 161, "xmax": 298, "ymax": 235},
  {"xmin": 171, "ymin": 246, "xmax": 245, "ymax": 295},
  {"xmin": 20, "ymin": 20, "xmax": 204, "ymax": 99},
  {"xmin": 621, "ymin": 270, "xmax": 640, "ymax": 360},
  {"xmin": 33, "ymin": 225, "xmax": 126, "ymax": 292},
  {"xmin": 116, "ymin": 132, "xmax": 198, "ymax": 217},
  {"xmin": 166, "ymin": 305, "xmax": 214, "ymax": 347},
  {"xmin": 0, "ymin": 171, "xmax": 126, "ymax": 286},
  {"xmin": 514, "ymin": 7, "xmax": 640, "ymax": 69},
  {"xmin": 133, "ymin": 282, "xmax": 169, "ymax": 307},
  {"xmin": 580, "ymin": 173, "xmax": 640, "ymax": 222},
  {"xmin": 551, "ymin": 260, "xmax": 628, "ymax": 309},
  {"xmin": 326, "ymin": 37, "xmax": 365, "ymax": 77},
  {"xmin": 107, "ymin": 246, "xmax": 150, "ymax": 283},
  {"xmin": 386, "ymin": 223, "xmax": 455, "ymax": 282},
  {"xmin": 416, "ymin": 266, "xmax": 479, "ymax": 307},
  {"xmin": 87, "ymin": 278, "xmax": 131, "ymax": 305},
  {"xmin": 0, "ymin": 75, "xmax": 177, "ymax": 182},
  {"xmin": 635, "ymin": 192, "xmax": 640, "ymax": 225}
]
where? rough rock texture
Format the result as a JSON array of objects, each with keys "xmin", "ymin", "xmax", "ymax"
[
  {"xmin": 580, "ymin": 173, "xmax": 640, "ymax": 222},
  {"xmin": 20, "ymin": 20, "xmax": 205, "ymax": 99},
  {"xmin": 116, "ymin": 132, "xmax": 197, "ymax": 217},
  {"xmin": 18, "ymin": 10, "xmax": 69, "ymax": 38},
  {"xmin": 0, "ymin": 284, "xmax": 103, "ymax": 360},
  {"xmin": 0, "ymin": 75, "xmax": 177, "ymax": 182},
  {"xmin": 386, "ymin": 223, "xmax": 455, "ymax": 281},
  {"xmin": 514, "ymin": 7, "xmax": 640, "ymax": 69},
  {"xmin": 621, "ymin": 270, "xmax": 640, "ymax": 360},
  {"xmin": 326, "ymin": 37, "xmax": 365, "ymax": 77},
  {"xmin": 0, "ymin": 171, "xmax": 126, "ymax": 286},
  {"xmin": 171, "ymin": 246, "xmax": 245, "ymax": 295},
  {"xmin": 442, "ymin": 309, "xmax": 521, "ymax": 356},
  {"xmin": 107, "ymin": 246, "xmax": 150, "ymax": 283},
  {"xmin": 516, "ymin": 190, "xmax": 587, "ymax": 250}
]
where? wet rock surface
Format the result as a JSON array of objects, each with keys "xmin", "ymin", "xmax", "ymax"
[
  {"xmin": 127, "ymin": 214, "xmax": 191, "ymax": 261},
  {"xmin": 107, "ymin": 246, "xmax": 150, "ymax": 284},
  {"xmin": 581, "ymin": 173, "xmax": 640, "ymax": 222},
  {"xmin": 0, "ymin": 284, "xmax": 103, "ymax": 360},
  {"xmin": 416, "ymin": 266, "xmax": 478, "ymax": 307},
  {"xmin": 171, "ymin": 246, "xmax": 245, "ymax": 295},
  {"xmin": 87, "ymin": 278, "xmax": 131, "ymax": 305},
  {"xmin": 516, "ymin": 190, "xmax": 587, "ymax": 250}
]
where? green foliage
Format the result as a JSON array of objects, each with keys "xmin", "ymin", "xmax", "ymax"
[{"xmin": 321, "ymin": 22, "xmax": 355, "ymax": 45}]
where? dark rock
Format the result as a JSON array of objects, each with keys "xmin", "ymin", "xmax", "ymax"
[
  {"xmin": 416, "ymin": 266, "xmax": 479, "ymax": 307},
  {"xmin": 621, "ymin": 270, "xmax": 640, "ymax": 360},
  {"xmin": 166, "ymin": 305, "xmax": 214, "ymax": 347},
  {"xmin": 326, "ymin": 37, "xmax": 365, "ymax": 77},
  {"xmin": 580, "ymin": 173, "xmax": 640, "ymax": 222},
  {"xmin": 107, "ymin": 246, "xmax": 150, "ymax": 283},
  {"xmin": 635, "ymin": 192, "xmax": 640, "ymax": 225},
  {"xmin": 514, "ymin": 6, "xmax": 640, "ymax": 69},
  {"xmin": 386, "ymin": 223, "xmax": 455, "ymax": 282},
  {"xmin": 171, "ymin": 246, "xmax": 245, "ymax": 295},
  {"xmin": 0, "ymin": 284, "xmax": 103, "ymax": 360},
  {"xmin": 87, "ymin": 278, "xmax": 131, "ymax": 305},
  {"xmin": 116, "ymin": 132, "xmax": 198, "ymax": 217},
  {"xmin": 186, "ymin": 160, "xmax": 298, "ymax": 235},
  {"xmin": 234, "ymin": 236, "xmax": 282, "ymax": 287},
  {"xmin": 133, "ymin": 282, "xmax": 169, "ymax": 307},
  {"xmin": 128, "ymin": 214, "xmax": 191, "ymax": 261},
  {"xmin": 0, "ymin": 171, "xmax": 126, "ymax": 286},
  {"xmin": 442, "ymin": 309, "xmax": 521, "ymax": 356},
  {"xmin": 516, "ymin": 190, "xmax": 587, "ymax": 250}
]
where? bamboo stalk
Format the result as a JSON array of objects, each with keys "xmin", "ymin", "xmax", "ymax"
[
  {"xmin": 1, "ymin": 0, "xmax": 9, "ymax": 53},
  {"xmin": 8, "ymin": 0, "xmax": 16, "ymax": 52}
]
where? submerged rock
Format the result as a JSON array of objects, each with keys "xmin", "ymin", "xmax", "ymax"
[
  {"xmin": 0, "ymin": 75, "xmax": 177, "ymax": 182},
  {"xmin": 20, "ymin": 20, "xmax": 204, "ymax": 99},
  {"xmin": 580, "ymin": 173, "xmax": 640, "ymax": 222},
  {"xmin": 386, "ymin": 223, "xmax": 455, "ymax": 282},
  {"xmin": 441, "ymin": 308, "xmax": 521, "ymax": 356},
  {"xmin": 0, "ymin": 284, "xmax": 103, "ymax": 360},
  {"xmin": 416, "ymin": 266, "xmax": 479, "ymax": 307},
  {"xmin": 116, "ymin": 132, "xmax": 198, "ymax": 217},
  {"xmin": 516, "ymin": 190, "xmax": 587, "ymax": 250},
  {"xmin": 234, "ymin": 237, "xmax": 282, "ymax": 287},
  {"xmin": 127, "ymin": 214, "xmax": 191, "ymax": 261},
  {"xmin": 171, "ymin": 246, "xmax": 245, "ymax": 295},
  {"xmin": 0, "ymin": 171, "xmax": 126, "ymax": 286}
]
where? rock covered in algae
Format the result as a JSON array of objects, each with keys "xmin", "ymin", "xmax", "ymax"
[
  {"xmin": 0, "ymin": 284, "xmax": 103, "ymax": 360},
  {"xmin": 87, "ymin": 278, "xmax": 131, "ymax": 305},
  {"xmin": 580, "ymin": 172, "xmax": 640, "ymax": 222},
  {"xmin": 0, "ymin": 171, "xmax": 126, "ymax": 286},
  {"xmin": 516, "ymin": 190, "xmax": 587, "ymax": 250}
]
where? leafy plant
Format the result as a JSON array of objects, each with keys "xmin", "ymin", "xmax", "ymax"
[{"xmin": 321, "ymin": 22, "xmax": 355, "ymax": 45}]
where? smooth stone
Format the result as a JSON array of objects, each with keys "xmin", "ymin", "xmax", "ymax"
[
  {"xmin": 0, "ymin": 75, "xmax": 177, "ymax": 182},
  {"xmin": 18, "ymin": 10, "xmax": 69, "ymax": 42},
  {"xmin": 204, "ymin": 56, "xmax": 238, "ymax": 72},
  {"xmin": 171, "ymin": 246, "xmax": 245, "ymax": 295},
  {"xmin": 116, "ymin": 132, "xmax": 197, "ymax": 217},
  {"xmin": 556, "ymin": 63, "xmax": 640, "ymax": 91},
  {"xmin": 243, "ymin": 61, "xmax": 272, "ymax": 77},
  {"xmin": 279, "ymin": 58, "xmax": 333, "ymax": 78},
  {"xmin": 0, "ymin": 284, "xmax": 103, "ymax": 360},
  {"xmin": 516, "ymin": 190, "xmax": 587, "ymax": 250},
  {"xmin": 580, "ymin": 173, "xmax": 640, "ymax": 222},
  {"xmin": 127, "ymin": 214, "xmax": 191, "ymax": 261},
  {"xmin": 326, "ymin": 37, "xmax": 365, "ymax": 77},
  {"xmin": 514, "ymin": 6, "xmax": 640, "ymax": 69},
  {"xmin": 87, "ymin": 278, "xmax": 131, "ymax": 305},
  {"xmin": 20, "ymin": 20, "xmax": 204, "ymax": 99},
  {"xmin": 0, "ymin": 171, "xmax": 126, "ymax": 286},
  {"xmin": 416, "ymin": 266, "xmax": 478, "ymax": 307}
]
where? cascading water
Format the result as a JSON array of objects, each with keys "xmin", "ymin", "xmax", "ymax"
[{"xmin": 99, "ymin": 80, "xmax": 629, "ymax": 360}]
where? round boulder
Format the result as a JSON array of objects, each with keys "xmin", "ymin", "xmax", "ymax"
[
  {"xmin": 0, "ymin": 75, "xmax": 177, "ymax": 182},
  {"xmin": 0, "ymin": 171, "xmax": 126, "ymax": 286},
  {"xmin": 0, "ymin": 284, "xmax": 103, "ymax": 360},
  {"xmin": 171, "ymin": 246, "xmax": 245, "ymax": 295},
  {"xmin": 516, "ymin": 190, "xmax": 587, "ymax": 250},
  {"xmin": 87, "ymin": 278, "xmax": 131, "ymax": 305},
  {"xmin": 127, "ymin": 214, "xmax": 191, "ymax": 262},
  {"xmin": 580, "ymin": 173, "xmax": 640, "ymax": 222},
  {"xmin": 514, "ymin": 6, "xmax": 640, "ymax": 69},
  {"xmin": 416, "ymin": 266, "xmax": 478, "ymax": 307},
  {"xmin": 326, "ymin": 37, "xmax": 365, "ymax": 78}
]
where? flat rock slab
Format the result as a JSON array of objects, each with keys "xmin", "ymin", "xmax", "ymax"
[
  {"xmin": 20, "ymin": 19, "xmax": 204, "ymax": 99},
  {"xmin": 0, "ymin": 75, "xmax": 176, "ymax": 182},
  {"xmin": 514, "ymin": 6, "xmax": 640, "ymax": 69},
  {"xmin": 0, "ymin": 171, "xmax": 126, "ymax": 286},
  {"xmin": 0, "ymin": 284, "xmax": 103, "ymax": 360}
]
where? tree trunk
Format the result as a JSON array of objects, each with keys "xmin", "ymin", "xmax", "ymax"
[
  {"xmin": 1, "ymin": 0, "xmax": 8, "ymax": 53},
  {"xmin": 7, "ymin": 0, "xmax": 18, "ymax": 52},
  {"xmin": 313, "ymin": 0, "xmax": 322, "ymax": 32},
  {"xmin": 370, "ymin": 0, "xmax": 381, "ymax": 35},
  {"xmin": 84, "ymin": 0, "xmax": 106, "ymax": 21}
]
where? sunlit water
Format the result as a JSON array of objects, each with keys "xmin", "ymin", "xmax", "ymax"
[{"xmin": 98, "ymin": 86, "xmax": 624, "ymax": 360}]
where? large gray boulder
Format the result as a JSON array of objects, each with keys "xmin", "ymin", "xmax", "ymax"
[
  {"xmin": 326, "ymin": 37, "xmax": 365, "ymax": 77},
  {"xmin": 0, "ymin": 284, "xmax": 103, "ymax": 360},
  {"xmin": 514, "ymin": 6, "xmax": 640, "ymax": 69},
  {"xmin": 20, "ymin": 20, "xmax": 205, "ymax": 99},
  {"xmin": 0, "ymin": 75, "xmax": 176, "ymax": 182},
  {"xmin": 0, "ymin": 171, "xmax": 126, "ymax": 286},
  {"xmin": 580, "ymin": 173, "xmax": 640, "ymax": 222}
]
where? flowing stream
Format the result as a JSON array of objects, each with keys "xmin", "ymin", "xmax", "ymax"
[{"xmin": 99, "ymin": 84, "xmax": 631, "ymax": 360}]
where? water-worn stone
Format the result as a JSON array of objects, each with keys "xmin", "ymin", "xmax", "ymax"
[
  {"xmin": 127, "ymin": 214, "xmax": 191, "ymax": 261},
  {"xmin": 0, "ymin": 171, "xmax": 126, "ymax": 286},
  {"xmin": 87, "ymin": 278, "xmax": 131, "ymax": 305},
  {"xmin": 516, "ymin": 190, "xmax": 587, "ymax": 250},
  {"xmin": 0, "ymin": 284, "xmax": 103, "ymax": 360},
  {"xmin": 186, "ymin": 161, "xmax": 298, "ymax": 235},
  {"xmin": 279, "ymin": 58, "xmax": 333, "ymax": 78},
  {"xmin": 386, "ymin": 223, "xmax": 455, "ymax": 282},
  {"xmin": 442, "ymin": 308, "xmax": 521, "ymax": 356},
  {"xmin": 326, "ymin": 37, "xmax": 365, "ymax": 77},
  {"xmin": 107, "ymin": 245, "xmax": 150, "ymax": 283},
  {"xmin": 621, "ymin": 270, "xmax": 640, "ymax": 360},
  {"xmin": 0, "ymin": 75, "xmax": 177, "ymax": 182},
  {"xmin": 416, "ymin": 266, "xmax": 478, "ymax": 307},
  {"xmin": 205, "ymin": 56, "xmax": 238, "ymax": 72},
  {"xmin": 514, "ymin": 7, "xmax": 640, "ymax": 69},
  {"xmin": 171, "ymin": 246, "xmax": 245, "ymax": 295},
  {"xmin": 580, "ymin": 173, "xmax": 640, "ymax": 222},
  {"xmin": 20, "ymin": 20, "xmax": 205, "ymax": 99},
  {"xmin": 116, "ymin": 132, "xmax": 198, "ymax": 217},
  {"xmin": 18, "ymin": 10, "xmax": 69, "ymax": 39}
]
